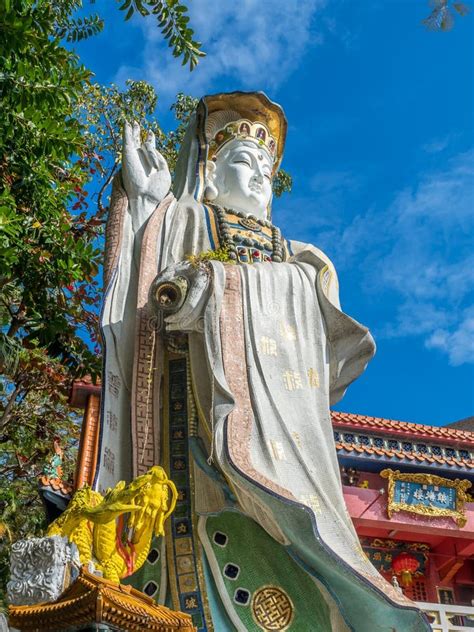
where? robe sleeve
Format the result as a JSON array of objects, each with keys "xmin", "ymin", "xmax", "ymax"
[
  {"xmin": 97, "ymin": 179, "xmax": 174, "ymax": 488},
  {"xmin": 289, "ymin": 239, "xmax": 376, "ymax": 406}
]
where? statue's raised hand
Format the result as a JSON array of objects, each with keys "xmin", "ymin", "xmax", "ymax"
[{"xmin": 122, "ymin": 121, "xmax": 171, "ymax": 204}]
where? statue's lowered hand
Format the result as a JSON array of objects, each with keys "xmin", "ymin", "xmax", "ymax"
[
  {"xmin": 150, "ymin": 261, "xmax": 211, "ymax": 333},
  {"xmin": 122, "ymin": 121, "xmax": 171, "ymax": 203}
]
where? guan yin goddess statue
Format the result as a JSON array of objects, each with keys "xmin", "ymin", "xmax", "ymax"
[{"xmin": 96, "ymin": 92, "xmax": 429, "ymax": 631}]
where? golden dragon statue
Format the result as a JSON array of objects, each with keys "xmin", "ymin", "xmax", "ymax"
[{"xmin": 47, "ymin": 466, "xmax": 177, "ymax": 583}]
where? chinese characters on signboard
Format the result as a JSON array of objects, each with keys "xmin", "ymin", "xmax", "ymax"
[
  {"xmin": 363, "ymin": 547, "xmax": 395, "ymax": 574},
  {"xmin": 393, "ymin": 480, "xmax": 456, "ymax": 511},
  {"xmin": 380, "ymin": 469, "xmax": 471, "ymax": 528},
  {"xmin": 361, "ymin": 538, "xmax": 428, "ymax": 576}
]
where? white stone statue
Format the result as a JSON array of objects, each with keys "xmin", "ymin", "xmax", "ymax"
[{"xmin": 95, "ymin": 92, "xmax": 429, "ymax": 631}]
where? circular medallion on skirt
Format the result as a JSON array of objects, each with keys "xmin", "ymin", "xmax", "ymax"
[
  {"xmin": 238, "ymin": 217, "xmax": 262, "ymax": 232},
  {"xmin": 251, "ymin": 586, "xmax": 294, "ymax": 631}
]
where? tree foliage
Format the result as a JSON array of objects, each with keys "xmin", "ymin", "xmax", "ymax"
[
  {"xmin": 0, "ymin": 26, "xmax": 194, "ymax": 611},
  {"xmin": 0, "ymin": 1, "xmax": 101, "ymax": 374},
  {"xmin": 0, "ymin": 349, "xmax": 81, "ymax": 608},
  {"xmin": 272, "ymin": 168, "xmax": 293, "ymax": 199},
  {"xmin": 0, "ymin": 5, "xmax": 101, "ymax": 603},
  {"xmin": 118, "ymin": 0, "xmax": 205, "ymax": 70},
  {"xmin": 422, "ymin": 0, "xmax": 470, "ymax": 31},
  {"xmin": 77, "ymin": 80, "xmax": 162, "ymax": 216}
]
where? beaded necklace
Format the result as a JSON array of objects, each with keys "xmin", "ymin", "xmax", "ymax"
[{"xmin": 211, "ymin": 205, "xmax": 284, "ymax": 263}]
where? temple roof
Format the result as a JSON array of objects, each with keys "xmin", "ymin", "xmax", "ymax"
[
  {"xmin": 331, "ymin": 411, "xmax": 474, "ymax": 446},
  {"xmin": 9, "ymin": 567, "xmax": 195, "ymax": 632},
  {"xmin": 447, "ymin": 416, "xmax": 474, "ymax": 432},
  {"xmin": 335, "ymin": 439, "xmax": 473, "ymax": 470},
  {"xmin": 332, "ymin": 411, "xmax": 474, "ymax": 474},
  {"xmin": 38, "ymin": 474, "xmax": 73, "ymax": 497}
]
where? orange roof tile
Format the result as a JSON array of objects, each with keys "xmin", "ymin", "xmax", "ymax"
[
  {"xmin": 38, "ymin": 475, "xmax": 73, "ymax": 496},
  {"xmin": 9, "ymin": 567, "xmax": 195, "ymax": 632},
  {"xmin": 335, "ymin": 441, "xmax": 472, "ymax": 470},
  {"xmin": 331, "ymin": 411, "xmax": 474, "ymax": 448}
]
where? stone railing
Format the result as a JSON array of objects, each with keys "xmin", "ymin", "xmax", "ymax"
[{"xmin": 417, "ymin": 602, "xmax": 474, "ymax": 631}]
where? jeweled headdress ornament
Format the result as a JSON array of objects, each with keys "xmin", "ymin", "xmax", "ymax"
[
  {"xmin": 197, "ymin": 91, "xmax": 287, "ymax": 175},
  {"xmin": 207, "ymin": 116, "xmax": 277, "ymax": 162}
]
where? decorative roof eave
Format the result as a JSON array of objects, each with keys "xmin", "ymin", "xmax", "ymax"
[
  {"xmin": 9, "ymin": 567, "xmax": 195, "ymax": 632},
  {"xmin": 38, "ymin": 475, "xmax": 73, "ymax": 497},
  {"xmin": 336, "ymin": 442, "xmax": 474, "ymax": 472},
  {"xmin": 332, "ymin": 411, "xmax": 474, "ymax": 449}
]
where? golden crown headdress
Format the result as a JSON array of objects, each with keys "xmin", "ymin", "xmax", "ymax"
[
  {"xmin": 207, "ymin": 117, "xmax": 277, "ymax": 162},
  {"xmin": 198, "ymin": 92, "xmax": 287, "ymax": 175}
]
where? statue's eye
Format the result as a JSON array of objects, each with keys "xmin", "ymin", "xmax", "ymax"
[{"xmin": 234, "ymin": 155, "xmax": 252, "ymax": 167}]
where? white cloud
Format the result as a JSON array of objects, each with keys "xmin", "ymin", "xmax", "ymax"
[
  {"xmin": 315, "ymin": 150, "xmax": 474, "ymax": 365},
  {"xmin": 383, "ymin": 301, "xmax": 456, "ymax": 339},
  {"xmin": 426, "ymin": 307, "xmax": 474, "ymax": 366},
  {"xmin": 115, "ymin": 0, "xmax": 327, "ymax": 102},
  {"xmin": 372, "ymin": 151, "xmax": 474, "ymax": 308},
  {"xmin": 422, "ymin": 134, "xmax": 455, "ymax": 154}
]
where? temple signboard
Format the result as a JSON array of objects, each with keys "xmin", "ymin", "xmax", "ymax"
[
  {"xmin": 381, "ymin": 469, "xmax": 472, "ymax": 527},
  {"xmin": 395, "ymin": 479, "xmax": 456, "ymax": 510}
]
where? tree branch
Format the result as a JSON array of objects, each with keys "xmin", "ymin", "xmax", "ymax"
[
  {"xmin": 0, "ymin": 383, "xmax": 22, "ymax": 429},
  {"xmin": 96, "ymin": 161, "xmax": 118, "ymax": 216},
  {"xmin": 6, "ymin": 302, "xmax": 26, "ymax": 337}
]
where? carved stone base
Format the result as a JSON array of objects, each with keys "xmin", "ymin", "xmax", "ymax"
[
  {"xmin": 9, "ymin": 567, "xmax": 195, "ymax": 631},
  {"xmin": 7, "ymin": 535, "xmax": 80, "ymax": 606}
]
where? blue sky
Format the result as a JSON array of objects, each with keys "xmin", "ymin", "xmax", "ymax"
[{"xmin": 76, "ymin": 0, "xmax": 473, "ymax": 426}]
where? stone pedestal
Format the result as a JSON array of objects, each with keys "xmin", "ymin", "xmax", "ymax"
[
  {"xmin": 7, "ymin": 535, "xmax": 80, "ymax": 606},
  {"xmin": 8, "ymin": 567, "xmax": 195, "ymax": 631}
]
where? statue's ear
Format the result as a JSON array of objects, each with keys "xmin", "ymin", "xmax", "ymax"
[{"xmin": 204, "ymin": 160, "xmax": 218, "ymax": 201}]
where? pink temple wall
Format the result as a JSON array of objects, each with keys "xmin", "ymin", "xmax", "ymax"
[{"xmin": 342, "ymin": 478, "xmax": 474, "ymax": 605}]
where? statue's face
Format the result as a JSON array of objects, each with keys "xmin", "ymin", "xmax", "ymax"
[{"xmin": 207, "ymin": 140, "xmax": 273, "ymax": 218}]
